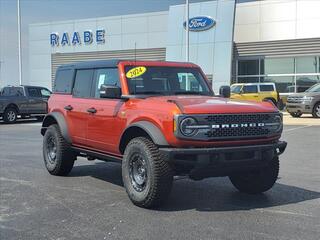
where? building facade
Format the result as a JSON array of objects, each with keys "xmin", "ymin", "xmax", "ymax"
[{"xmin": 28, "ymin": 0, "xmax": 320, "ymax": 94}]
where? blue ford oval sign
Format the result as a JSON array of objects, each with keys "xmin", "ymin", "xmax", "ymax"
[{"xmin": 183, "ymin": 16, "xmax": 215, "ymax": 31}]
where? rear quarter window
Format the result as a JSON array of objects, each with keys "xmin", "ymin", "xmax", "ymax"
[
  {"xmin": 243, "ymin": 85, "xmax": 258, "ymax": 93},
  {"xmin": 260, "ymin": 85, "xmax": 274, "ymax": 92},
  {"xmin": 1, "ymin": 87, "xmax": 24, "ymax": 96},
  {"xmin": 54, "ymin": 69, "xmax": 74, "ymax": 93}
]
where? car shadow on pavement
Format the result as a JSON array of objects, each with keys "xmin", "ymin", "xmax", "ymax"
[{"xmin": 70, "ymin": 161, "xmax": 320, "ymax": 212}]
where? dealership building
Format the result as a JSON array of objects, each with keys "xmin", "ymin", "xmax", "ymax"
[{"xmin": 28, "ymin": 0, "xmax": 320, "ymax": 95}]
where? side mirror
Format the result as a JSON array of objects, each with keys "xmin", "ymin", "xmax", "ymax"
[
  {"xmin": 100, "ymin": 84, "xmax": 122, "ymax": 99},
  {"xmin": 219, "ymin": 85, "xmax": 231, "ymax": 98}
]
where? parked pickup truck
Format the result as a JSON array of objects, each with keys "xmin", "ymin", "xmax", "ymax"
[
  {"xmin": 41, "ymin": 60, "xmax": 287, "ymax": 208},
  {"xmin": 0, "ymin": 85, "xmax": 51, "ymax": 123}
]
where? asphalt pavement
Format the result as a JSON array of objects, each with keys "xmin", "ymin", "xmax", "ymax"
[{"xmin": 0, "ymin": 120, "xmax": 319, "ymax": 240}]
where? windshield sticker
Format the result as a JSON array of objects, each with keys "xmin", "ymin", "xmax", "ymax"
[{"xmin": 126, "ymin": 66, "xmax": 146, "ymax": 78}]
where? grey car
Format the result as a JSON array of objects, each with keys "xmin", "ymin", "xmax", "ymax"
[{"xmin": 286, "ymin": 83, "xmax": 320, "ymax": 118}]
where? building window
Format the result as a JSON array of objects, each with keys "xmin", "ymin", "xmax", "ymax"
[
  {"xmin": 238, "ymin": 59, "xmax": 259, "ymax": 75},
  {"xmin": 262, "ymin": 76, "xmax": 295, "ymax": 93},
  {"xmin": 296, "ymin": 56, "xmax": 320, "ymax": 74},
  {"xmin": 262, "ymin": 58, "xmax": 294, "ymax": 75},
  {"xmin": 236, "ymin": 56, "xmax": 320, "ymax": 93}
]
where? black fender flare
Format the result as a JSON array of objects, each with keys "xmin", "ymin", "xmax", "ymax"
[
  {"xmin": 41, "ymin": 112, "xmax": 71, "ymax": 144},
  {"xmin": 120, "ymin": 121, "xmax": 169, "ymax": 150}
]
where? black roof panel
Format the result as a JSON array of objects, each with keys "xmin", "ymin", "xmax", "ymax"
[{"xmin": 58, "ymin": 59, "xmax": 121, "ymax": 70}]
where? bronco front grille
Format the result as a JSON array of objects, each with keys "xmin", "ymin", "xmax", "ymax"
[
  {"xmin": 204, "ymin": 114, "xmax": 271, "ymax": 139},
  {"xmin": 175, "ymin": 113, "xmax": 282, "ymax": 141}
]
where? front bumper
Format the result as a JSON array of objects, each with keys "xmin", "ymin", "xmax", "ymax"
[
  {"xmin": 286, "ymin": 102, "xmax": 312, "ymax": 114},
  {"xmin": 159, "ymin": 141, "xmax": 287, "ymax": 180}
]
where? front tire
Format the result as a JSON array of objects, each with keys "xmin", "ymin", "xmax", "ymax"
[
  {"xmin": 3, "ymin": 108, "xmax": 17, "ymax": 123},
  {"xmin": 229, "ymin": 156, "xmax": 279, "ymax": 194},
  {"xmin": 122, "ymin": 137, "xmax": 173, "ymax": 208},
  {"xmin": 312, "ymin": 102, "xmax": 320, "ymax": 118},
  {"xmin": 290, "ymin": 112, "xmax": 302, "ymax": 118},
  {"xmin": 43, "ymin": 124, "xmax": 76, "ymax": 176}
]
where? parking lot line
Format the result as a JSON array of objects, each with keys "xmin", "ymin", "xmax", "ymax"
[{"xmin": 283, "ymin": 125, "xmax": 314, "ymax": 132}]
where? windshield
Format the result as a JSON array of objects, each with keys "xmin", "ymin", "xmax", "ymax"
[
  {"xmin": 305, "ymin": 83, "xmax": 320, "ymax": 93},
  {"xmin": 231, "ymin": 85, "xmax": 242, "ymax": 94},
  {"xmin": 125, "ymin": 66, "xmax": 212, "ymax": 96}
]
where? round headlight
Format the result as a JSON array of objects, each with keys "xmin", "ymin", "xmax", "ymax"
[{"xmin": 180, "ymin": 117, "xmax": 198, "ymax": 136}]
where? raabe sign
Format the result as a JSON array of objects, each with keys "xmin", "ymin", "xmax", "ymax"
[
  {"xmin": 183, "ymin": 16, "xmax": 215, "ymax": 31},
  {"xmin": 50, "ymin": 30, "xmax": 105, "ymax": 47}
]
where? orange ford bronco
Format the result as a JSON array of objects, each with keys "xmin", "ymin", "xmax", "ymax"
[{"xmin": 41, "ymin": 60, "xmax": 287, "ymax": 208}]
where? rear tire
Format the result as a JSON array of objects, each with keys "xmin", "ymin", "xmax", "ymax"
[
  {"xmin": 312, "ymin": 102, "xmax": 320, "ymax": 118},
  {"xmin": 290, "ymin": 112, "xmax": 302, "ymax": 118},
  {"xmin": 3, "ymin": 108, "xmax": 17, "ymax": 123},
  {"xmin": 122, "ymin": 137, "xmax": 173, "ymax": 208},
  {"xmin": 43, "ymin": 124, "xmax": 76, "ymax": 176},
  {"xmin": 229, "ymin": 156, "xmax": 279, "ymax": 194}
]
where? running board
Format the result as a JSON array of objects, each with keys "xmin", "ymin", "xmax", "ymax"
[{"xmin": 71, "ymin": 146, "xmax": 122, "ymax": 163}]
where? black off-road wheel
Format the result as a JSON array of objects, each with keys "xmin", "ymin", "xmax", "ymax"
[
  {"xmin": 290, "ymin": 112, "xmax": 302, "ymax": 118},
  {"xmin": 43, "ymin": 124, "xmax": 76, "ymax": 176},
  {"xmin": 122, "ymin": 137, "xmax": 173, "ymax": 208},
  {"xmin": 3, "ymin": 108, "xmax": 18, "ymax": 123},
  {"xmin": 312, "ymin": 102, "xmax": 320, "ymax": 118},
  {"xmin": 229, "ymin": 156, "xmax": 279, "ymax": 194}
]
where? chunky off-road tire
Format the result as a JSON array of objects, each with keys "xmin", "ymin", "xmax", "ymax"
[
  {"xmin": 290, "ymin": 112, "xmax": 302, "ymax": 118},
  {"xmin": 229, "ymin": 156, "xmax": 279, "ymax": 194},
  {"xmin": 122, "ymin": 137, "xmax": 173, "ymax": 208},
  {"xmin": 3, "ymin": 108, "xmax": 18, "ymax": 123},
  {"xmin": 312, "ymin": 102, "xmax": 320, "ymax": 118},
  {"xmin": 43, "ymin": 124, "xmax": 76, "ymax": 176}
]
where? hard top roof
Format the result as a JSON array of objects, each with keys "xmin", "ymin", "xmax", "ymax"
[
  {"xmin": 57, "ymin": 59, "xmax": 198, "ymax": 70},
  {"xmin": 232, "ymin": 82, "xmax": 276, "ymax": 86}
]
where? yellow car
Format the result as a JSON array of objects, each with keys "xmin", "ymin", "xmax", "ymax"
[{"xmin": 230, "ymin": 83, "xmax": 280, "ymax": 106}]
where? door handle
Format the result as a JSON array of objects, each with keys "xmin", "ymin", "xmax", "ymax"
[
  {"xmin": 64, "ymin": 105, "xmax": 73, "ymax": 111},
  {"xmin": 87, "ymin": 107, "xmax": 97, "ymax": 114}
]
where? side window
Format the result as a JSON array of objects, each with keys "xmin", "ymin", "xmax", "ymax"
[
  {"xmin": 1, "ymin": 87, "xmax": 24, "ymax": 96},
  {"xmin": 92, "ymin": 68, "xmax": 120, "ymax": 98},
  {"xmin": 260, "ymin": 85, "xmax": 274, "ymax": 92},
  {"xmin": 243, "ymin": 85, "xmax": 258, "ymax": 93},
  {"xmin": 40, "ymin": 88, "xmax": 51, "ymax": 97},
  {"xmin": 54, "ymin": 69, "xmax": 74, "ymax": 93},
  {"xmin": 73, "ymin": 69, "xmax": 94, "ymax": 98},
  {"xmin": 27, "ymin": 88, "xmax": 41, "ymax": 97}
]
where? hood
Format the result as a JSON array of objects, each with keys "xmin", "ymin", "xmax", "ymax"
[
  {"xmin": 288, "ymin": 92, "xmax": 319, "ymax": 98},
  {"xmin": 143, "ymin": 95, "xmax": 277, "ymax": 114}
]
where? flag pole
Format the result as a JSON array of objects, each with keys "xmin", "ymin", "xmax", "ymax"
[
  {"xmin": 185, "ymin": 0, "xmax": 189, "ymax": 62},
  {"xmin": 17, "ymin": 0, "xmax": 22, "ymax": 85}
]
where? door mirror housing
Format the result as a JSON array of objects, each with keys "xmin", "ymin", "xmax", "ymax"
[
  {"xmin": 100, "ymin": 85, "xmax": 122, "ymax": 99},
  {"xmin": 219, "ymin": 85, "xmax": 231, "ymax": 98}
]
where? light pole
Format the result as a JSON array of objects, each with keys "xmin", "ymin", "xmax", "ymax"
[
  {"xmin": 185, "ymin": 0, "xmax": 189, "ymax": 62},
  {"xmin": 0, "ymin": 60, "xmax": 3, "ymax": 86},
  {"xmin": 17, "ymin": 0, "xmax": 22, "ymax": 85}
]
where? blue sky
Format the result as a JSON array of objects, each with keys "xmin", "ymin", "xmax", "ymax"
[{"xmin": 0, "ymin": 0, "xmax": 214, "ymax": 86}]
